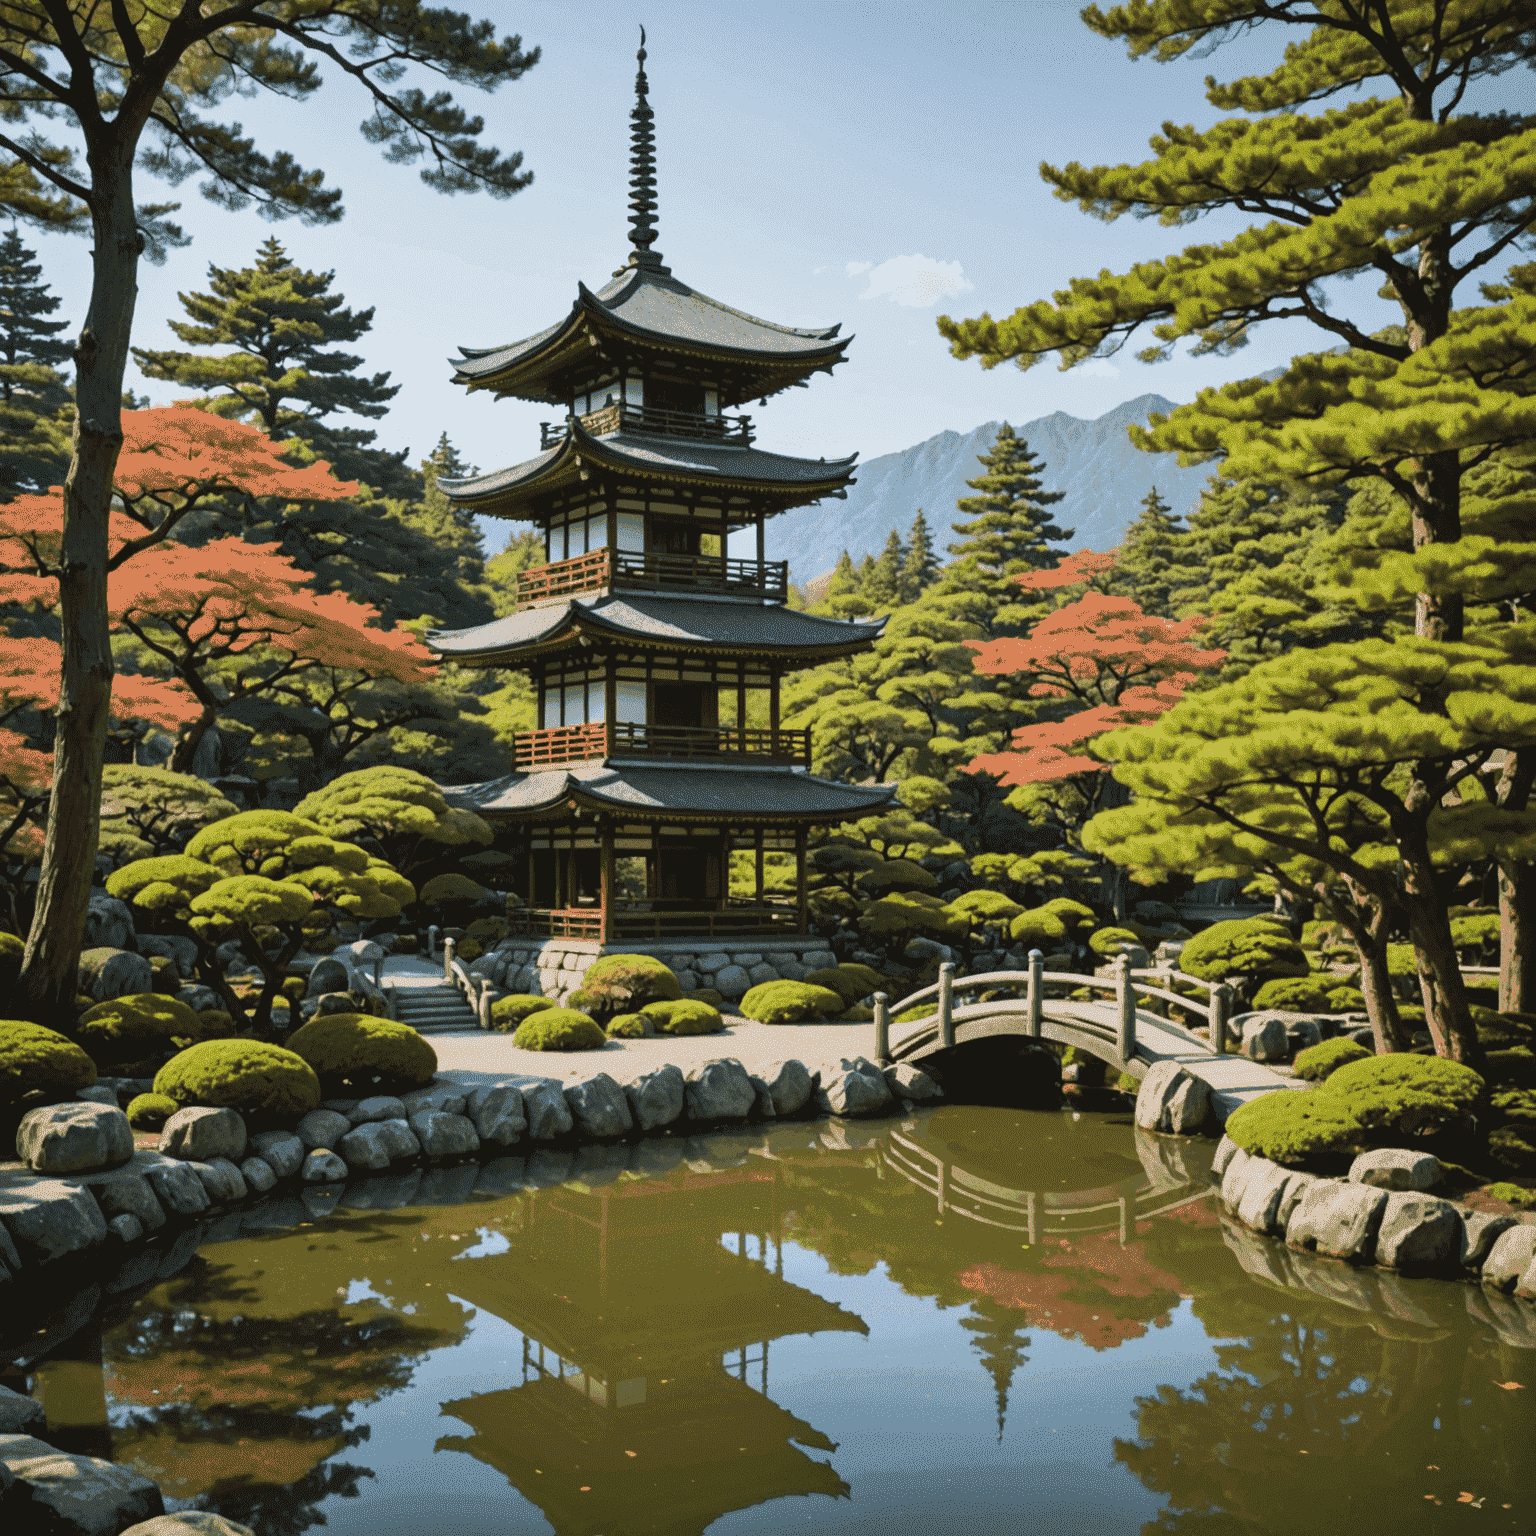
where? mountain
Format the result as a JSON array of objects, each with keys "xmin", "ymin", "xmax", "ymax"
[{"xmin": 771, "ymin": 393, "xmax": 1215, "ymax": 587}]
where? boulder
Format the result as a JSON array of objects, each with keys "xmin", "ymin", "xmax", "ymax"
[
  {"xmin": 1459, "ymin": 1210, "xmax": 1517, "ymax": 1271},
  {"xmin": 816, "ymin": 1057, "xmax": 893, "ymax": 1118},
  {"xmin": 1286, "ymin": 1179, "xmax": 1387, "ymax": 1262},
  {"xmin": 902, "ymin": 937, "xmax": 952, "ymax": 964},
  {"xmin": 801, "ymin": 951, "xmax": 838, "ymax": 972},
  {"xmin": 522, "ymin": 1080, "xmax": 574, "ymax": 1141},
  {"xmin": 1347, "ymin": 1148, "xmax": 1442, "ymax": 1192},
  {"xmin": 84, "ymin": 889, "xmax": 137, "ymax": 951},
  {"xmin": 884, "ymin": 1061, "xmax": 943, "ymax": 1104},
  {"xmin": 141, "ymin": 1158, "xmax": 211, "ymax": 1217},
  {"xmin": 0, "ymin": 1385, "xmax": 44, "ymax": 1435},
  {"xmin": 239, "ymin": 1156, "xmax": 277, "ymax": 1195},
  {"xmin": 757, "ymin": 1059, "xmax": 813, "ymax": 1118},
  {"xmin": 348, "ymin": 1095, "xmax": 408, "ymax": 1125},
  {"xmin": 74, "ymin": 1086, "xmax": 119, "ymax": 1108},
  {"xmin": 747, "ymin": 962, "xmax": 779, "ymax": 986},
  {"xmin": 698, "ymin": 952, "xmax": 731, "ymax": 974},
  {"xmin": 623, "ymin": 1065, "xmax": 686, "ymax": 1132},
  {"xmin": 90, "ymin": 1173, "xmax": 166, "ymax": 1233},
  {"xmin": 1482, "ymin": 1224, "xmax": 1536, "ymax": 1293},
  {"xmin": 0, "ymin": 1178, "xmax": 109, "ymax": 1265},
  {"xmin": 409, "ymin": 1110, "xmax": 480, "ymax": 1158},
  {"xmin": 1133, "ymin": 1061, "xmax": 1212, "ymax": 1136},
  {"xmin": 712, "ymin": 964, "xmax": 753, "ymax": 999},
  {"xmin": 122, "ymin": 1515, "xmax": 257, "ymax": 1536},
  {"xmin": 399, "ymin": 1082, "xmax": 468, "ymax": 1117},
  {"xmin": 465, "ymin": 1084, "xmax": 527, "ymax": 1148},
  {"xmin": 1239, "ymin": 1016, "xmax": 1289, "ymax": 1063},
  {"xmin": 177, "ymin": 984, "xmax": 222, "ymax": 1014},
  {"xmin": 564, "ymin": 1074, "xmax": 633, "ymax": 1139},
  {"xmin": 1211, "ymin": 1135, "xmax": 1241, "ymax": 1181},
  {"xmin": 1374, "ymin": 1192, "xmax": 1462, "ymax": 1272},
  {"xmin": 301, "ymin": 1149, "xmax": 347, "ymax": 1183},
  {"xmin": 1517, "ymin": 1253, "xmax": 1536, "ymax": 1303},
  {"xmin": 137, "ymin": 935, "xmax": 198, "ymax": 978},
  {"xmin": 296, "ymin": 1108, "xmax": 353, "ymax": 1151},
  {"xmin": 107, "ymin": 1213, "xmax": 143, "ymax": 1243},
  {"xmin": 337, "ymin": 1119, "xmax": 420, "ymax": 1171},
  {"xmin": 77, "ymin": 946, "xmax": 154, "ymax": 1002},
  {"xmin": 248, "ymin": 1130, "xmax": 305, "ymax": 1179},
  {"xmin": 685, "ymin": 1059, "xmax": 756, "ymax": 1122},
  {"xmin": 186, "ymin": 1157, "xmax": 246, "ymax": 1203},
  {"xmin": 0, "ymin": 1433, "xmax": 163, "ymax": 1535},
  {"xmin": 1235, "ymin": 1159, "xmax": 1302, "ymax": 1237},
  {"xmin": 1219, "ymin": 1148, "xmax": 1254, "ymax": 1212},
  {"xmin": 16, "ymin": 1102, "xmax": 134, "ymax": 1174},
  {"xmin": 305, "ymin": 956, "xmax": 351, "ymax": 997},
  {"xmin": 159, "ymin": 1106, "xmax": 247, "ymax": 1163}
]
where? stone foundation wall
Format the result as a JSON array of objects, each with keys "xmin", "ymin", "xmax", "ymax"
[{"xmin": 470, "ymin": 936, "xmax": 841, "ymax": 1004}]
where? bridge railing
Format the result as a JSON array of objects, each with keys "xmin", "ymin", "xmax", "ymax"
[{"xmin": 873, "ymin": 949, "xmax": 1232, "ymax": 1067}]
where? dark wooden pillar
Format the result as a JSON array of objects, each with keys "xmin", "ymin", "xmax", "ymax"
[
  {"xmin": 605, "ymin": 656, "xmax": 617, "ymax": 755},
  {"xmin": 736, "ymin": 662, "xmax": 746, "ymax": 747},
  {"xmin": 769, "ymin": 664, "xmax": 780, "ymax": 755},
  {"xmin": 794, "ymin": 825, "xmax": 808, "ymax": 934},
  {"xmin": 755, "ymin": 509, "xmax": 765, "ymax": 568},
  {"xmin": 599, "ymin": 820, "xmax": 615, "ymax": 944},
  {"xmin": 755, "ymin": 827, "xmax": 765, "ymax": 903}
]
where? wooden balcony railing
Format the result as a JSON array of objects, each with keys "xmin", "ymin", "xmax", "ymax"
[
  {"xmin": 514, "ymin": 546, "xmax": 789, "ymax": 608},
  {"xmin": 512, "ymin": 721, "xmax": 811, "ymax": 770},
  {"xmin": 540, "ymin": 401, "xmax": 753, "ymax": 450},
  {"xmin": 508, "ymin": 902, "xmax": 802, "ymax": 940}
]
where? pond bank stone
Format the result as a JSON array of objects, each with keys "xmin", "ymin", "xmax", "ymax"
[
  {"xmin": 337, "ymin": 1119, "xmax": 420, "ymax": 1170},
  {"xmin": 141, "ymin": 1158, "xmax": 210, "ymax": 1218},
  {"xmin": 0, "ymin": 1432, "xmax": 163, "ymax": 1534},
  {"xmin": 122, "ymin": 1515, "xmax": 257, "ymax": 1536},
  {"xmin": 0, "ymin": 1385, "xmax": 44, "ymax": 1435},
  {"xmin": 1374, "ymin": 1193, "xmax": 1462, "ymax": 1271},
  {"xmin": 248, "ymin": 1130, "xmax": 304, "ymax": 1179},
  {"xmin": 17, "ymin": 1102, "xmax": 134, "ymax": 1174},
  {"xmin": 159, "ymin": 1106, "xmax": 247, "ymax": 1163},
  {"xmin": 624, "ymin": 1065, "xmax": 686, "ymax": 1132},
  {"xmin": 0, "ymin": 1177, "xmax": 109, "ymax": 1265},
  {"xmin": 1286, "ymin": 1179, "xmax": 1387, "ymax": 1262},
  {"xmin": 465, "ymin": 1085, "xmax": 526, "ymax": 1148},
  {"xmin": 1482, "ymin": 1225, "xmax": 1536, "ymax": 1292},
  {"xmin": 685, "ymin": 1059, "xmax": 756, "ymax": 1122},
  {"xmin": 816, "ymin": 1057, "xmax": 892, "ymax": 1118},
  {"xmin": 1347, "ymin": 1149, "xmax": 1442, "ymax": 1192},
  {"xmin": 565, "ymin": 1075, "xmax": 633, "ymax": 1139},
  {"xmin": 296, "ymin": 1109, "xmax": 352, "ymax": 1151},
  {"xmin": 757, "ymin": 1060, "xmax": 813, "ymax": 1118},
  {"xmin": 1134, "ymin": 1061, "xmax": 1212, "ymax": 1136},
  {"xmin": 409, "ymin": 1110, "xmax": 479, "ymax": 1158}
]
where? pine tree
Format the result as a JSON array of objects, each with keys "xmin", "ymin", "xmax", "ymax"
[
  {"xmin": 899, "ymin": 509, "xmax": 939, "ymax": 602},
  {"xmin": 863, "ymin": 528, "xmax": 906, "ymax": 610},
  {"xmin": 947, "ymin": 425, "xmax": 1072, "ymax": 570},
  {"xmin": 959, "ymin": 1301, "xmax": 1030, "ymax": 1444},
  {"xmin": 132, "ymin": 237, "xmax": 416, "ymax": 498},
  {"xmin": 0, "ymin": 227, "xmax": 72, "ymax": 496},
  {"xmin": 1114, "ymin": 487, "xmax": 1184, "ymax": 619}
]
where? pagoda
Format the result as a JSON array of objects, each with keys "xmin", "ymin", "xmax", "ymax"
[{"xmin": 433, "ymin": 34, "xmax": 895, "ymax": 952}]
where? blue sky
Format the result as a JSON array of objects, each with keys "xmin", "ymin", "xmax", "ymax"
[{"xmin": 23, "ymin": 1, "xmax": 1431, "ymax": 510}]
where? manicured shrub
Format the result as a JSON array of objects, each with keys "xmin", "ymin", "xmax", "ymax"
[
  {"xmin": 1039, "ymin": 898, "xmax": 1097, "ymax": 932},
  {"xmin": 76, "ymin": 993, "xmax": 203, "ymax": 1066},
  {"xmin": 1326, "ymin": 985, "xmax": 1367, "ymax": 1011},
  {"xmin": 1480, "ymin": 1180, "xmax": 1536, "ymax": 1210},
  {"xmin": 1224, "ymin": 1090, "xmax": 1368, "ymax": 1164},
  {"xmin": 945, "ymin": 890, "xmax": 1025, "ymax": 926},
  {"xmin": 739, "ymin": 980, "xmax": 843, "ymax": 1024},
  {"xmin": 1253, "ymin": 975, "xmax": 1338, "ymax": 1013},
  {"xmin": 571, "ymin": 954, "xmax": 682, "ymax": 1020},
  {"xmin": 467, "ymin": 917, "xmax": 509, "ymax": 942},
  {"xmin": 512, "ymin": 1008, "xmax": 605, "ymax": 1051},
  {"xmin": 690, "ymin": 988, "xmax": 725, "ymax": 1007},
  {"xmin": 839, "ymin": 1003, "xmax": 875, "ymax": 1023},
  {"xmin": 641, "ymin": 998, "xmax": 724, "ymax": 1035},
  {"xmin": 0, "ymin": 931, "xmax": 22, "ymax": 988},
  {"xmin": 803, "ymin": 965, "xmax": 883, "ymax": 1007},
  {"xmin": 154, "ymin": 1040, "xmax": 321, "ymax": 1118},
  {"xmin": 0, "ymin": 1021, "xmax": 97, "ymax": 1104},
  {"xmin": 418, "ymin": 873, "xmax": 490, "ymax": 907},
  {"xmin": 606, "ymin": 1012, "xmax": 652, "ymax": 1039},
  {"xmin": 1089, "ymin": 926, "xmax": 1142, "ymax": 957},
  {"xmin": 490, "ymin": 994, "xmax": 555, "ymax": 1032},
  {"xmin": 126, "ymin": 1092, "xmax": 180, "ymax": 1130},
  {"xmin": 1179, "ymin": 918, "xmax": 1309, "ymax": 982},
  {"xmin": 1326, "ymin": 1053, "xmax": 1485, "ymax": 1137},
  {"xmin": 856, "ymin": 858, "xmax": 938, "ymax": 894},
  {"xmin": 455, "ymin": 938, "xmax": 483, "ymax": 962},
  {"xmin": 195, "ymin": 1010, "xmax": 238, "ymax": 1040},
  {"xmin": 1008, "ymin": 908, "xmax": 1068, "ymax": 947},
  {"xmin": 286, "ymin": 1014, "xmax": 437, "ymax": 1091},
  {"xmin": 1293, "ymin": 1037, "xmax": 1371, "ymax": 1081}
]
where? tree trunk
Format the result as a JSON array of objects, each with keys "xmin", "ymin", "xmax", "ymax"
[
  {"xmin": 1496, "ymin": 748, "xmax": 1535, "ymax": 1014},
  {"xmin": 168, "ymin": 705, "xmax": 219, "ymax": 775},
  {"xmin": 19, "ymin": 166, "xmax": 140, "ymax": 1019},
  {"xmin": 1403, "ymin": 887, "xmax": 1480, "ymax": 1066},
  {"xmin": 1356, "ymin": 924, "xmax": 1407, "ymax": 1055}
]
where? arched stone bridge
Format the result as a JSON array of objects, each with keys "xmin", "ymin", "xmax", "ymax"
[{"xmin": 876, "ymin": 955, "xmax": 1296, "ymax": 1124}]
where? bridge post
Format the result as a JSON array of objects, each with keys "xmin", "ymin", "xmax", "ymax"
[
  {"xmin": 873, "ymin": 992, "xmax": 890, "ymax": 1063},
  {"xmin": 1115, "ymin": 953, "xmax": 1135, "ymax": 1063},
  {"xmin": 1027, "ymin": 950, "xmax": 1043, "ymax": 1038},
  {"xmin": 938, "ymin": 962, "xmax": 955, "ymax": 1049},
  {"xmin": 443, "ymin": 935, "xmax": 456, "ymax": 983},
  {"xmin": 1209, "ymin": 983, "xmax": 1229, "ymax": 1055}
]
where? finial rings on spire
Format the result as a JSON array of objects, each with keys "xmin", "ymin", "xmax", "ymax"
[{"xmin": 638, "ymin": 23, "xmax": 646, "ymax": 59}]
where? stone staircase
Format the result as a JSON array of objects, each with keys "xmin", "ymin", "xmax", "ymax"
[{"xmin": 392, "ymin": 983, "xmax": 479, "ymax": 1035}]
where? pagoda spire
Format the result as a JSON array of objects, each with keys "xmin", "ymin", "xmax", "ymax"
[{"xmin": 625, "ymin": 27, "xmax": 669, "ymax": 273}]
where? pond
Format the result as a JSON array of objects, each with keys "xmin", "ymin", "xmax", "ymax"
[{"xmin": 6, "ymin": 1105, "xmax": 1535, "ymax": 1536}]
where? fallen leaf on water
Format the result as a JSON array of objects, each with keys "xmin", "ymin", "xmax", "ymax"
[
  {"xmin": 625, "ymin": 1451, "xmax": 637, "ymax": 1458},
  {"xmin": 1458, "ymin": 1493, "xmax": 1475, "ymax": 1504},
  {"xmin": 1494, "ymin": 1381, "xmax": 1525, "ymax": 1391},
  {"xmin": 1428, "ymin": 1465, "xmax": 1439, "ymax": 1471}
]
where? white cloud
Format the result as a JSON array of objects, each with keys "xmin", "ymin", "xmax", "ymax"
[
  {"xmin": 1068, "ymin": 358, "xmax": 1121, "ymax": 379},
  {"xmin": 849, "ymin": 254, "xmax": 973, "ymax": 308}
]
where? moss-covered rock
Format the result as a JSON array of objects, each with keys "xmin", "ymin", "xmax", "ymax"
[
  {"xmin": 739, "ymin": 980, "xmax": 843, "ymax": 1024},
  {"xmin": 76, "ymin": 993, "xmax": 203, "ymax": 1066},
  {"xmin": 490, "ymin": 994, "xmax": 555, "ymax": 1032},
  {"xmin": 1088, "ymin": 926, "xmax": 1142, "ymax": 957},
  {"xmin": 641, "ymin": 998, "xmax": 725, "ymax": 1036},
  {"xmin": 690, "ymin": 988, "xmax": 725, "ymax": 1007},
  {"xmin": 1253, "ymin": 975, "xmax": 1338, "ymax": 1013},
  {"xmin": 1008, "ymin": 908, "xmax": 1069, "ymax": 947},
  {"xmin": 285, "ymin": 1014, "xmax": 437, "ymax": 1091},
  {"xmin": 803, "ymin": 965, "xmax": 883, "ymax": 1007},
  {"xmin": 512, "ymin": 1008, "xmax": 605, "ymax": 1051},
  {"xmin": 0, "ymin": 1021, "xmax": 97, "ymax": 1104},
  {"xmin": 126, "ymin": 1092, "xmax": 180, "ymax": 1130},
  {"xmin": 946, "ymin": 890, "xmax": 1025, "ymax": 926},
  {"xmin": 0, "ymin": 931, "xmax": 23, "ymax": 989},
  {"xmin": 1179, "ymin": 918, "xmax": 1309, "ymax": 982},
  {"xmin": 195, "ymin": 1010, "xmax": 238, "ymax": 1040},
  {"xmin": 1224, "ymin": 1089, "xmax": 1367, "ymax": 1164},
  {"xmin": 1293, "ymin": 1037, "xmax": 1372, "ymax": 1081},
  {"xmin": 1326, "ymin": 1053, "xmax": 1485, "ymax": 1137},
  {"xmin": 154, "ymin": 1040, "xmax": 321, "ymax": 1119},
  {"xmin": 606, "ymin": 1012, "xmax": 653, "ymax": 1039},
  {"xmin": 1039, "ymin": 898, "xmax": 1097, "ymax": 933}
]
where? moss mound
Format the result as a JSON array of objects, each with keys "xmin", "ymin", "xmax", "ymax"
[
  {"xmin": 1180, "ymin": 918, "xmax": 1309, "ymax": 982},
  {"xmin": 1008, "ymin": 908, "xmax": 1069, "ymax": 947},
  {"xmin": 126, "ymin": 1092, "xmax": 180, "ymax": 1130},
  {"xmin": 1293, "ymin": 1037, "xmax": 1371, "ymax": 1082},
  {"xmin": 571, "ymin": 954, "xmax": 682, "ymax": 1018},
  {"xmin": 606, "ymin": 1012, "xmax": 653, "ymax": 1039},
  {"xmin": 0, "ymin": 931, "xmax": 22, "ymax": 988},
  {"xmin": 512, "ymin": 1008, "xmax": 605, "ymax": 1051},
  {"xmin": 689, "ymin": 987, "xmax": 725, "ymax": 1007},
  {"xmin": 1225, "ymin": 1090, "xmax": 1368, "ymax": 1164},
  {"xmin": 490, "ymin": 994, "xmax": 555, "ymax": 1032},
  {"xmin": 1089, "ymin": 926, "xmax": 1142, "ymax": 957},
  {"xmin": 1253, "ymin": 975, "xmax": 1338, "ymax": 1013},
  {"xmin": 419, "ymin": 873, "xmax": 489, "ymax": 907},
  {"xmin": 641, "ymin": 998, "xmax": 725, "ymax": 1036},
  {"xmin": 803, "ymin": 965, "xmax": 883, "ymax": 1007},
  {"xmin": 195, "ymin": 1010, "xmax": 238, "ymax": 1040},
  {"xmin": 154, "ymin": 1040, "xmax": 320, "ymax": 1119},
  {"xmin": 739, "ymin": 980, "xmax": 843, "ymax": 1024},
  {"xmin": 0, "ymin": 1020, "xmax": 97, "ymax": 1104},
  {"xmin": 1480, "ymin": 1180, "xmax": 1536, "ymax": 1211},
  {"xmin": 77, "ymin": 993, "xmax": 203, "ymax": 1066},
  {"xmin": 1040, "ymin": 898, "xmax": 1097, "ymax": 932},
  {"xmin": 286, "ymin": 1014, "xmax": 437, "ymax": 1091}
]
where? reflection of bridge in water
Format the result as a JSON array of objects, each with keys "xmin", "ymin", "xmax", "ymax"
[{"xmin": 882, "ymin": 1126, "xmax": 1212, "ymax": 1247}]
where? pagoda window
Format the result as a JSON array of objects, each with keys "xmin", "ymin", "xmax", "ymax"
[
  {"xmin": 615, "ymin": 679, "xmax": 646, "ymax": 724},
  {"xmin": 615, "ymin": 512, "xmax": 644, "ymax": 552},
  {"xmin": 652, "ymin": 682, "xmax": 717, "ymax": 729},
  {"xmin": 703, "ymin": 387, "xmax": 719, "ymax": 417},
  {"xmin": 646, "ymin": 377, "xmax": 705, "ymax": 416},
  {"xmin": 623, "ymin": 377, "xmax": 643, "ymax": 407}
]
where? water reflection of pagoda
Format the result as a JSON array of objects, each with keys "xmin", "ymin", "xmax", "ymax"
[{"xmin": 436, "ymin": 1165, "xmax": 864, "ymax": 1536}]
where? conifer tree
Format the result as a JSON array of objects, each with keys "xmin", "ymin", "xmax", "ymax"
[
  {"xmin": 133, "ymin": 238, "xmax": 414, "ymax": 497},
  {"xmin": 821, "ymin": 549, "xmax": 866, "ymax": 618},
  {"xmin": 863, "ymin": 528, "xmax": 906, "ymax": 610},
  {"xmin": 1114, "ymin": 487, "xmax": 1184, "ymax": 619},
  {"xmin": 899, "ymin": 509, "xmax": 939, "ymax": 602},
  {"xmin": 0, "ymin": 227, "xmax": 71, "ymax": 495},
  {"xmin": 947, "ymin": 425, "xmax": 1072, "ymax": 571}
]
